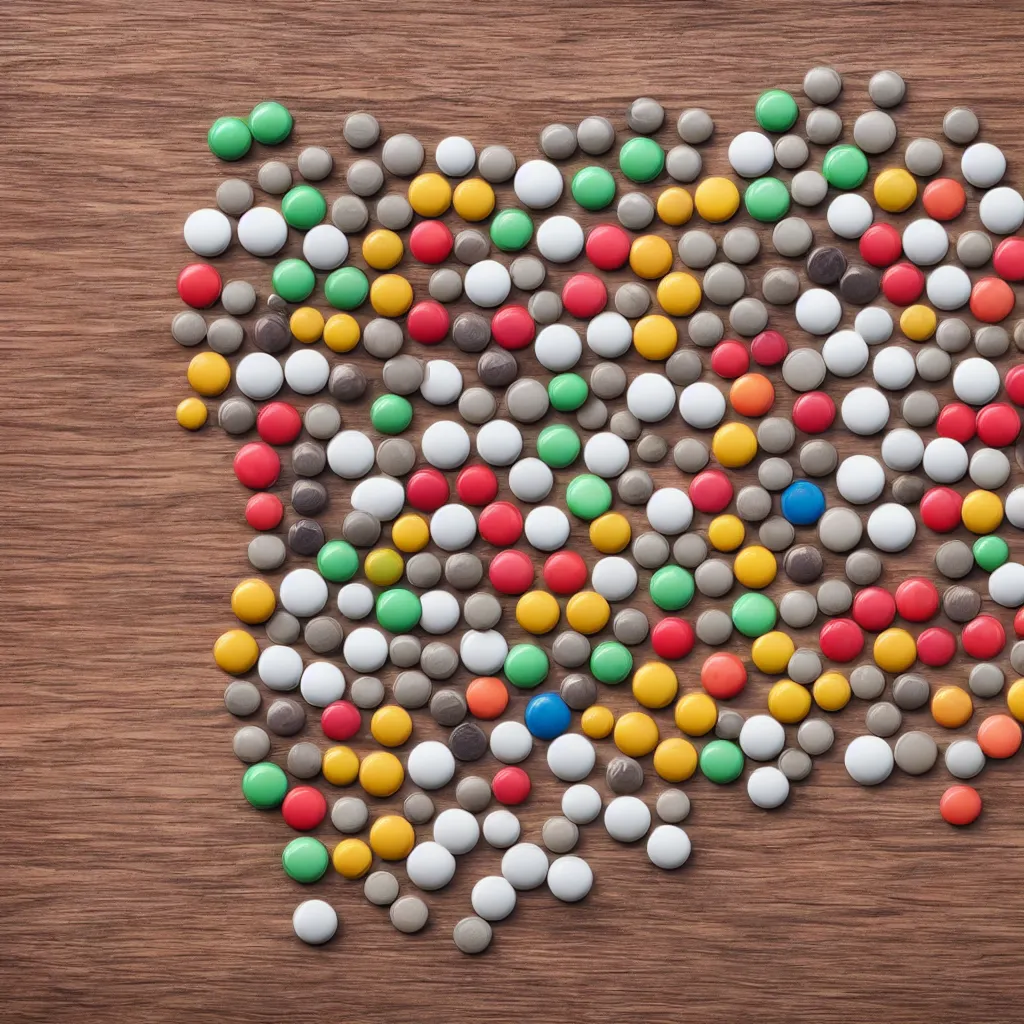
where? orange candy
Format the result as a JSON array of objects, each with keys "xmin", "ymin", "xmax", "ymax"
[
  {"xmin": 729, "ymin": 373, "xmax": 775, "ymax": 417},
  {"xmin": 699, "ymin": 652, "xmax": 748, "ymax": 699},
  {"xmin": 939, "ymin": 785, "xmax": 982, "ymax": 826},
  {"xmin": 971, "ymin": 277, "xmax": 1015, "ymax": 323},
  {"xmin": 466, "ymin": 676, "xmax": 509, "ymax": 720},
  {"xmin": 977, "ymin": 713, "xmax": 1023, "ymax": 759},
  {"xmin": 921, "ymin": 178, "xmax": 966, "ymax": 221},
  {"xmin": 931, "ymin": 685, "xmax": 973, "ymax": 728}
]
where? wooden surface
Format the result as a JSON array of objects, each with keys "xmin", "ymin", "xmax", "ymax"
[{"xmin": 5, "ymin": 1, "xmax": 1024, "ymax": 1021}]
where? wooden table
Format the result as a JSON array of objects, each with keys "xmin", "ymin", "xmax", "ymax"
[{"xmin": 5, "ymin": 2, "xmax": 1024, "ymax": 1020}]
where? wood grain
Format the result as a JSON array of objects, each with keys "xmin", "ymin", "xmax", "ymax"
[{"xmin": 5, "ymin": 2, "xmax": 1024, "ymax": 1021}]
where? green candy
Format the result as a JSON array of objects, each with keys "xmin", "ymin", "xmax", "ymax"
[
  {"xmin": 548, "ymin": 373, "xmax": 589, "ymax": 412},
  {"xmin": 249, "ymin": 101, "xmax": 293, "ymax": 145},
  {"xmin": 755, "ymin": 89, "xmax": 799, "ymax": 132},
  {"xmin": 370, "ymin": 394, "xmax": 413, "ymax": 434},
  {"xmin": 619, "ymin": 137, "xmax": 665, "ymax": 183},
  {"xmin": 242, "ymin": 762, "xmax": 288, "ymax": 809},
  {"xmin": 208, "ymin": 116, "xmax": 252, "ymax": 161},
  {"xmin": 271, "ymin": 259, "xmax": 315, "ymax": 302},
  {"xmin": 700, "ymin": 740, "xmax": 745, "ymax": 784},
  {"xmin": 325, "ymin": 266, "xmax": 369, "ymax": 310},
  {"xmin": 565, "ymin": 474, "xmax": 612, "ymax": 520},
  {"xmin": 536, "ymin": 423, "xmax": 581, "ymax": 468},
  {"xmin": 590, "ymin": 641, "xmax": 633, "ymax": 684},
  {"xmin": 744, "ymin": 177, "xmax": 790, "ymax": 222},
  {"xmin": 282, "ymin": 837, "xmax": 329, "ymax": 883},
  {"xmin": 649, "ymin": 565, "xmax": 695, "ymax": 611},
  {"xmin": 317, "ymin": 540, "xmax": 359, "ymax": 582},
  {"xmin": 281, "ymin": 184, "xmax": 327, "ymax": 229},
  {"xmin": 504, "ymin": 644, "xmax": 549, "ymax": 688},
  {"xmin": 974, "ymin": 535, "xmax": 1010, "ymax": 572},
  {"xmin": 490, "ymin": 208, "xmax": 534, "ymax": 251},
  {"xmin": 571, "ymin": 166, "xmax": 616, "ymax": 210},
  {"xmin": 732, "ymin": 592, "xmax": 778, "ymax": 637},
  {"xmin": 822, "ymin": 144, "xmax": 869, "ymax": 189},
  {"xmin": 376, "ymin": 588, "xmax": 422, "ymax": 632}
]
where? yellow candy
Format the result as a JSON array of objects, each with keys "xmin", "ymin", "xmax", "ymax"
[
  {"xmin": 176, "ymin": 397, "xmax": 207, "ymax": 430},
  {"xmin": 961, "ymin": 490, "xmax": 1003, "ymax": 534},
  {"xmin": 364, "ymin": 548, "xmax": 404, "ymax": 586},
  {"xmin": 633, "ymin": 314, "xmax": 678, "ymax": 360},
  {"xmin": 767, "ymin": 679, "xmax": 812, "ymax": 723},
  {"xmin": 332, "ymin": 838, "xmax": 373, "ymax": 879},
  {"xmin": 1006, "ymin": 678, "xmax": 1024, "ymax": 721},
  {"xmin": 391, "ymin": 514, "xmax": 430, "ymax": 553},
  {"xmin": 656, "ymin": 271, "xmax": 702, "ymax": 315},
  {"xmin": 565, "ymin": 591, "xmax": 610, "ymax": 634},
  {"xmin": 874, "ymin": 627, "xmax": 917, "ymax": 673},
  {"xmin": 452, "ymin": 178, "xmax": 496, "ymax": 221},
  {"xmin": 370, "ymin": 274, "xmax": 414, "ymax": 317},
  {"xmin": 900, "ymin": 304, "xmax": 937, "ymax": 342},
  {"xmin": 323, "ymin": 313, "xmax": 361, "ymax": 352},
  {"xmin": 694, "ymin": 176, "xmax": 740, "ymax": 222},
  {"xmin": 290, "ymin": 306, "xmax": 325, "ymax": 343},
  {"xmin": 362, "ymin": 228, "xmax": 404, "ymax": 270},
  {"xmin": 213, "ymin": 629, "xmax": 259, "ymax": 674},
  {"xmin": 632, "ymin": 661, "xmax": 679, "ymax": 709},
  {"xmin": 712, "ymin": 421, "xmax": 758, "ymax": 468},
  {"xmin": 187, "ymin": 351, "xmax": 231, "ymax": 396},
  {"xmin": 657, "ymin": 186, "xmax": 694, "ymax": 226},
  {"xmin": 370, "ymin": 705, "xmax": 413, "ymax": 747},
  {"xmin": 874, "ymin": 167, "xmax": 918, "ymax": 213},
  {"xmin": 653, "ymin": 737, "xmax": 698, "ymax": 782},
  {"xmin": 359, "ymin": 750, "xmax": 404, "ymax": 797},
  {"xmin": 515, "ymin": 590, "xmax": 561, "ymax": 635},
  {"xmin": 812, "ymin": 671, "xmax": 851, "ymax": 712},
  {"xmin": 931, "ymin": 685, "xmax": 973, "ymax": 729},
  {"xmin": 614, "ymin": 711, "xmax": 660, "ymax": 756},
  {"xmin": 369, "ymin": 815, "xmax": 415, "ymax": 860},
  {"xmin": 673, "ymin": 692, "xmax": 717, "ymax": 735},
  {"xmin": 408, "ymin": 172, "xmax": 452, "ymax": 217},
  {"xmin": 751, "ymin": 631, "xmax": 796, "ymax": 674},
  {"xmin": 589, "ymin": 512, "xmax": 631, "ymax": 554},
  {"xmin": 581, "ymin": 704, "xmax": 615, "ymax": 739},
  {"xmin": 629, "ymin": 234, "xmax": 674, "ymax": 279},
  {"xmin": 707, "ymin": 514, "xmax": 745, "ymax": 552},
  {"xmin": 733, "ymin": 545, "xmax": 777, "ymax": 589},
  {"xmin": 322, "ymin": 745, "xmax": 360, "ymax": 786},
  {"xmin": 230, "ymin": 578, "xmax": 276, "ymax": 624}
]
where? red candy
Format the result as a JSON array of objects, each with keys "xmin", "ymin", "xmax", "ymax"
[
  {"xmin": 408, "ymin": 220, "xmax": 453, "ymax": 264},
  {"xmin": 881, "ymin": 262, "xmax": 925, "ymax": 305},
  {"xmin": 407, "ymin": 300, "xmax": 450, "ymax": 344},
  {"xmin": 651, "ymin": 617, "xmax": 695, "ymax": 660},
  {"xmin": 585, "ymin": 223, "xmax": 631, "ymax": 271},
  {"xmin": 245, "ymin": 492, "xmax": 284, "ymax": 531},
  {"xmin": 976, "ymin": 403, "xmax": 1021, "ymax": 448},
  {"xmin": 859, "ymin": 223, "xmax": 902, "ymax": 267},
  {"xmin": 455, "ymin": 465, "xmax": 498, "ymax": 505},
  {"xmin": 895, "ymin": 577, "xmax": 939, "ymax": 622},
  {"xmin": 321, "ymin": 701, "xmax": 361, "ymax": 741},
  {"xmin": 492, "ymin": 766, "xmax": 531, "ymax": 805},
  {"xmin": 1005, "ymin": 365, "xmax": 1024, "ymax": 407},
  {"xmin": 477, "ymin": 501, "xmax": 523, "ymax": 547},
  {"xmin": 688, "ymin": 470, "xmax": 733, "ymax": 513},
  {"xmin": 406, "ymin": 468, "xmax": 449, "ymax": 512},
  {"xmin": 256, "ymin": 401, "xmax": 302, "ymax": 445},
  {"xmin": 1015, "ymin": 606, "xmax": 1024, "ymax": 638},
  {"xmin": 993, "ymin": 237, "xmax": 1024, "ymax": 282},
  {"xmin": 792, "ymin": 391, "xmax": 836, "ymax": 434},
  {"xmin": 919, "ymin": 487, "xmax": 964, "ymax": 533},
  {"xmin": 936, "ymin": 402, "xmax": 976, "ymax": 442},
  {"xmin": 818, "ymin": 618, "xmax": 864, "ymax": 663},
  {"xmin": 491, "ymin": 305, "xmax": 535, "ymax": 350},
  {"xmin": 851, "ymin": 587, "xmax": 896, "ymax": 632},
  {"xmin": 710, "ymin": 340, "xmax": 749, "ymax": 379},
  {"xmin": 750, "ymin": 330, "xmax": 788, "ymax": 366},
  {"xmin": 281, "ymin": 786, "xmax": 327, "ymax": 831},
  {"xmin": 488, "ymin": 550, "xmax": 535, "ymax": 594},
  {"xmin": 916, "ymin": 627, "xmax": 957, "ymax": 667},
  {"xmin": 177, "ymin": 263, "xmax": 222, "ymax": 308},
  {"xmin": 961, "ymin": 615, "xmax": 1006, "ymax": 660},
  {"xmin": 233, "ymin": 442, "xmax": 281, "ymax": 490},
  {"xmin": 562, "ymin": 272, "xmax": 607, "ymax": 318},
  {"xmin": 543, "ymin": 551, "xmax": 588, "ymax": 594},
  {"xmin": 700, "ymin": 652, "xmax": 747, "ymax": 699},
  {"xmin": 940, "ymin": 785, "xmax": 982, "ymax": 826},
  {"xmin": 971, "ymin": 277, "xmax": 1015, "ymax": 323}
]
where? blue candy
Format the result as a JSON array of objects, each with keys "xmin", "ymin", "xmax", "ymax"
[
  {"xmin": 780, "ymin": 479, "xmax": 826, "ymax": 525},
  {"xmin": 524, "ymin": 692, "xmax": 572, "ymax": 740}
]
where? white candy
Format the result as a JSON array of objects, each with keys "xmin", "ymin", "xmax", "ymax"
[
  {"xmin": 728, "ymin": 131, "xmax": 775, "ymax": 177},
  {"xmin": 237, "ymin": 206, "xmax": 288, "ymax": 256},
  {"xmin": 490, "ymin": 721, "xmax": 533, "ymax": 763},
  {"xmin": 514, "ymin": 159, "xmax": 564, "ymax": 208},
  {"xmin": 421, "ymin": 420, "xmax": 471, "ymax": 469},
  {"xmin": 953, "ymin": 357, "xmax": 1001, "ymax": 405},
  {"xmin": 561, "ymin": 783, "xmax": 603, "ymax": 824},
  {"xmin": 327, "ymin": 430, "xmax": 375, "ymax": 478},
  {"xmin": 988, "ymin": 562, "xmax": 1024, "ymax": 608},
  {"xmin": 524, "ymin": 505, "xmax": 570, "ymax": 551},
  {"xmin": 872, "ymin": 346, "xmax": 916, "ymax": 390},
  {"xmin": 902, "ymin": 218, "xmax": 948, "ymax": 266},
  {"xmin": 603, "ymin": 795, "xmax": 651, "ymax": 842},
  {"xmin": 591, "ymin": 556, "xmax": 638, "ymax": 601},
  {"xmin": 826, "ymin": 193, "xmax": 873, "ymax": 238},
  {"xmin": 435, "ymin": 135, "xmax": 476, "ymax": 176},
  {"xmin": 546, "ymin": 855, "xmax": 593, "ymax": 902},
  {"xmin": 235, "ymin": 352, "xmax": 284, "ymax": 400},
  {"xmin": 678, "ymin": 381, "xmax": 726, "ymax": 428},
  {"xmin": 586, "ymin": 312, "xmax": 633, "ymax": 357},
  {"xmin": 584, "ymin": 432, "xmax": 630, "ymax": 477},
  {"xmin": 183, "ymin": 208, "xmax": 232, "ymax": 256},
  {"xmin": 961, "ymin": 142, "xmax": 1006, "ymax": 188},
  {"xmin": 646, "ymin": 824, "xmax": 692, "ymax": 868},
  {"xmin": 821, "ymin": 329, "xmax": 868, "ymax": 377},
  {"xmin": 292, "ymin": 899, "xmax": 337, "ymax": 945},
  {"xmin": 408, "ymin": 741, "xmax": 456, "ymax": 790},
  {"xmin": 429, "ymin": 503, "xmax": 477, "ymax": 551},
  {"xmin": 420, "ymin": 360, "xmax": 463, "ymax": 404},
  {"xmin": 926, "ymin": 265, "xmax": 972, "ymax": 310},
  {"xmin": 464, "ymin": 260, "xmax": 511, "ymax": 307},
  {"xmin": 747, "ymin": 767, "xmax": 791, "ymax": 809},
  {"xmin": 459, "ymin": 630, "xmax": 508, "ymax": 674},
  {"xmin": 419, "ymin": 590, "xmax": 461, "ymax": 634},
  {"xmin": 471, "ymin": 875, "xmax": 517, "ymax": 921},
  {"xmin": 844, "ymin": 735, "xmax": 894, "ymax": 786},
  {"xmin": 880, "ymin": 428, "xmax": 924, "ymax": 471},
  {"xmin": 351, "ymin": 476, "xmax": 405, "ymax": 520},
  {"xmin": 626, "ymin": 372, "xmax": 676, "ymax": 421},
  {"xmin": 258, "ymin": 645, "xmax": 303, "ymax": 690},
  {"xmin": 535, "ymin": 324, "xmax": 582, "ymax": 370},
  {"xmin": 866, "ymin": 503, "xmax": 917, "ymax": 553},
  {"xmin": 508, "ymin": 458, "xmax": 553, "ymax": 502},
  {"xmin": 739, "ymin": 714, "xmax": 786, "ymax": 761},
  {"xmin": 546, "ymin": 733, "xmax": 596, "ymax": 781},
  {"xmin": 482, "ymin": 809, "xmax": 521, "ymax": 848},
  {"xmin": 302, "ymin": 223, "xmax": 348, "ymax": 269},
  {"xmin": 342, "ymin": 626, "xmax": 389, "ymax": 672},
  {"xmin": 284, "ymin": 349, "xmax": 330, "ymax": 394},
  {"xmin": 836, "ymin": 454, "xmax": 886, "ymax": 504},
  {"xmin": 922, "ymin": 437, "xmax": 968, "ymax": 483},
  {"xmin": 795, "ymin": 288, "xmax": 842, "ymax": 334},
  {"xmin": 337, "ymin": 583, "xmax": 374, "ymax": 620},
  {"xmin": 841, "ymin": 387, "xmax": 890, "ymax": 435},
  {"xmin": 475, "ymin": 419, "xmax": 522, "ymax": 466},
  {"xmin": 406, "ymin": 841, "xmax": 457, "ymax": 890},
  {"xmin": 536, "ymin": 215, "xmax": 585, "ymax": 262},
  {"xmin": 433, "ymin": 808, "xmax": 480, "ymax": 854},
  {"xmin": 501, "ymin": 843, "xmax": 550, "ymax": 890},
  {"xmin": 646, "ymin": 487, "xmax": 694, "ymax": 534},
  {"xmin": 279, "ymin": 568, "xmax": 328, "ymax": 617},
  {"xmin": 855, "ymin": 306, "xmax": 893, "ymax": 345},
  {"xmin": 300, "ymin": 662, "xmax": 346, "ymax": 707}
]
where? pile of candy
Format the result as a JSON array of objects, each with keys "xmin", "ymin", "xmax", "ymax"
[{"xmin": 173, "ymin": 68, "xmax": 1024, "ymax": 952}]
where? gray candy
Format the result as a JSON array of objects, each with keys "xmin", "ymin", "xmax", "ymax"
[
  {"xmin": 171, "ymin": 310, "xmax": 206, "ymax": 346},
  {"xmin": 477, "ymin": 144, "xmax": 517, "ymax": 182},
  {"xmin": 266, "ymin": 698, "xmax": 305, "ymax": 736},
  {"xmin": 225, "ymin": 680, "xmax": 261, "ymax": 717},
  {"xmin": 298, "ymin": 146, "xmax": 333, "ymax": 181},
  {"xmin": 362, "ymin": 319, "xmax": 403, "ymax": 359},
  {"xmin": 613, "ymin": 608, "xmax": 650, "ymax": 645},
  {"xmin": 505, "ymin": 378, "xmax": 548, "ymax": 421},
  {"xmin": 478, "ymin": 350, "xmax": 518, "ymax": 389},
  {"xmin": 866, "ymin": 702, "xmax": 902, "ymax": 738},
  {"xmin": 850, "ymin": 664, "xmax": 886, "ymax": 700},
  {"xmin": 904, "ymin": 138, "xmax": 944, "ymax": 177},
  {"xmin": 421, "ymin": 642, "xmax": 458, "ymax": 680},
  {"xmin": 782, "ymin": 348, "xmax": 826, "ymax": 391},
  {"xmin": 331, "ymin": 195, "xmax": 369, "ymax": 232},
  {"xmin": 464, "ymin": 592, "xmax": 501, "ymax": 629},
  {"xmin": 343, "ymin": 510, "xmax": 381, "ymax": 547},
  {"xmin": 695, "ymin": 609, "xmax": 732, "ymax": 645},
  {"xmin": 677, "ymin": 108, "xmax": 714, "ymax": 143},
  {"xmin": 817, "ymin": 580, "xmax": 852, "ymax": 615},
  {"xmin": 446, "ymin": 552, "xmax": 483, "ymax": 589},
  {"xmin": 900, "ymin": 390, "xmax": 939, "ymax": 427},
  {"xmin": 762, "ymin": 267, "xmax": 801, "ymax": 305},
  {"xmin": 287, "ymin": 742, "xmax": 323, "ymax": 779},
  {"xmin": 656, "ymin": 790, "xmax": 690, "ymax": 824},
  {"xmin": 560, "ymin": 673, "xmax": 597, "ymax": 710},
  {"xmin": 894, "ymin": 732, "xmax": 938, "ymax": 775},
  {"xmin": 935, "ymin": 318, "xmax": 972, "ymax": 353},
  {"xmin": 607, "ymin": 756, "xmax": 644, "ymax": 794},
  {"xmin": 258, "ymin": 160, "xmax": 292, "ymax": 194},
  {"xmin": 942, "ymin": 584, "xmax": 981, "ymax": 622},
  {"xmin": 1012, "ymin": 641, "xmax": 1024, "ymax": 676},
  {"xmin": 292, "ymin": 441, "xmax": 327, "ymax": 477},
  {"xmin": 329, "ymin": 364, "xmax": 367, "ymax": 401},
  {"xmin": 666, "ymin": 145, "xmax": 702, "ymax": 182},
  {"xmin": 969, "ymin": 663, "xmax": 1005, "ymax": 698},
  {"xmin": 304, "ymin": 403, "xmax": 340, "ymax": 440},
  {"xmin": 916, "ymin": 347, "xmax": 951, "ymax": 382},
  {"xmin": 393, "ymin": 671, "xmax": 432, "ymax": 709},
  {"xmin": 637, "ymin": 433, "xmax": 668, "ymax": 463},
  {"xmin": 805, "ymin": 108, "xmax": 843, "ymax": 145},
  {"xmin": 797, "ymin": 719, "xmax": 834, "ymax": 757},
  {"xmin": 403, "ymin": 792, "xmax": 434, "ymax": 825},
  {"xmin": 846, "ymin": 549, "xmax": 882, "ymax": 586},
  {"xmin": 305, "ymin": 617, "xmax": 344, "ymax": 654},
  {"xmin": 736, "ymin": 485, "xmax": 772, "ymax": 521},
  {"xmin": 687, "ymin": 310, "xmax": 723, "ymax": 346},
  {"xmin": 332, "ymin": 796, "xmax": 368, "ymax": 833},
  {"xmin": 975, "ymin": 325, "xmax": 1009, "ymax": 357},
  {"xmin": 453, "ymin": 916, "xmax": 492, "ymax": 955},
  {"xmin": 389, "ymin": 635, "xmax": 422, "ymax": 669},
  {"xmin": 956, "ymin": 232, "xmax": 993, "ymax": 268},
  {"xmin": 551, "ymin": 631, "xmax": 591, "ymax": 668},
  {"xmin": 510, "ymin": 255, "xmax": 546, "ymax": 291},
  {"xmin": 350, "ymin": 676, "xmax": 385, "ymax": 709},
  {"xmin": 456, "ymin": 775, "xmax": 492, "ymax": 811},
  {"xmin": 528, "ymin": 290, "xmax": 563, "ymax": 324},
  {"xmin": 784, "ymin": 544, "xmax": 823, "ymax": 584},
  {"xmin": 723, "ymin": 227, "xmax": 760, "ymax": 265},
  {"xmin": 377, "ymin": 194, "xmax": 414, "ymax": 230},
  {"xmin": 695, "ymin": 560, "xmax": 733, "ymax": 598},
  {"xmin": 610, "ymin": 410, "xmax": 641, "ymax": 441},
  {"xmin": 617, "ymin": 469, "xmax": 654, "ymax": 504},
  {"xmin": 453, "ymin": 312, "xmax": 492, "ymax": 353},
  {"xmin": 288, "ymin": 520, "xmax": 323, "ymax": 557},
  {"xmin": 790, "ymin": 170, "xmax": 828, "ymax": 206},
  {"xmin": 775, "ymin": 135, "xmax": 808, "ymax": 169},
  {"xmin": 207, "ymin": 316, "xmax": 245, "ymax": 355},
  {"xmin": 715, "ymin": 710, "xmax": 744, "ymax": 741},
  {"xmin": 943, "ymin": 107, "xmax": 979, "ymax": 144},
  {"xmin": 248, "ymin": 534, "xmax": 286, "ymax": 571},
  {"xmin": 757, "ymin": 418, "xmax": 796, "ymax": 454},
  {"xmin": 673, "ymin": 533, "xmax": 708, "ymax": 569},
  {"xmin": 781, "ymin": 592, "xmax": 819, "ymax": 632},
  {"xmin": 539, "ymin": 123, "xmax": 577, "ymax": 159},
  {"xmin": 382, "ymin": 354, "xmax": 424, "ymax": 394},
  {"xmin": 788, "ymin": 648, "xmax": 822, "ymax": 684},
  {"xmin": 219, "ymin": 396, "xmax": 257, "ymax": 434},
  {"xmin": 892, "ymin": 674, "xmax": 930, "ymax": 711},
  {"xmin": 970, "ymin": 448, "xmax": 1010, "ymax": 489},
  {"xmin": 678, "ymin": 230, "xmax": 717, "ymax": 269},
  {"xmin": 429, "ymin": 267, "xmax": 463, "ymax": 302},
  {"xmin": 703, "ymin": 263, "xmax": 746, "ymax": 305},
  {"xmin": 576, "ymin": 397, "xmax": 608, "ymax": 431},
  {"xmin": 542, "ymin": 816, "xmax": 579, "ymax": 854},
  {"xmin": 390, "ymin": 897, "xmax": 429, "ymax": 934},
  {"xmin": 364, "ymin": 871, "xmax": 400, "ymax": 908},
  {"xmin": 233, "ymin": 726, "xmax": 271, "ymax": 763},
  {"xmin": 818, "ymin": 507, "xmax": 863, "ymax": 552},
  {"xmin": 773, "ymin": 217, "xmax": 813, "ymax": 257},
  {"xmin": 406, "ymin": 552, "xmax": 441, "ymax": 588},
  {"xmin": 730, "ymin": 297, "xmax": 768, "ymax": 336},
  {"xmin": 891, "ymin": 475, "xmax": 924, "ymax": 505},
  {"xmin": 802, "ymin": 66, "xmax": 843, "ymax": 104},
  {"xmin": 577, "ymin": 116, "xmax": 616, "ymax": 155},
  {"xmin": 665, "ymin": 349, "xmax": 702, "ymax": 386},
  {"xmin": 590, "ymin": 362, "xmax": 626, "ymax": 399},
  {"xmin": 868, "ymin": 70, "xmax": 906, "ymax": 108},
  {"xmin": 216, "ymin": 178, "xmax": 254, "ymax": 215},
  {"xmin": 381, "ymin": 134, "xmax": 424, "ymax": 176},
  {"xmin": 758, "ymin": 457, "xmax": 794, "ymax": 491},
  {"xmin": 779, "ymin": 749, "xmax": 813, "ymax": 782},
  {"xmin": 632, "ymin": 532, "xmax": 670, "ymax": 568},
  {"xmin": 627, "ymin": 97, "xmax": 664, "ymax": 133},
  {"xmin": 221, "ymin": 280, "xmax": 256, "ymax": 316},
  {"xmin": 459, "ymin": 387, "xmax": 497, "ymax": 425},
  {"xmin": 291, "ymin": 480, "xmax": 327, "ymax": 516},
  {"xmin": 266, "ymin": 611, "xmax": 301, "ymax": 645},
  {"xmin": 758, "ymin": 517, "xmax": 795, "ymax": 551},
  {"xmin": 454, "ymin": 229, "xmax": 489, "ymax": 264},
  {"xmin": 935, "ymin": 540, "xmax": 974, "ymax": 579},
  {"xmin": 618, "ymin": 192, "xmax": 655, "ymax": 230},
  {"xmin": 344, "ymin": 112, "xmax": 380, "ymax": 149}
]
